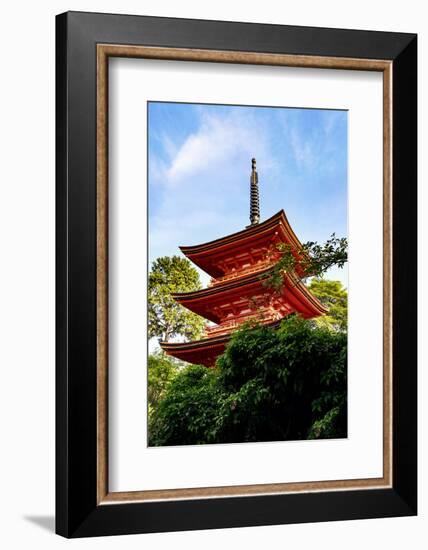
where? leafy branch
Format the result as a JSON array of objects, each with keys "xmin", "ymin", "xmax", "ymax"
[{"xmin": 264, "ymin": 234, "xmax": 348, "ymax": 291}]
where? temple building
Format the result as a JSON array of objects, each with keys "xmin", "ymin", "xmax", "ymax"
[{"xmin": 160, "ymin": 159, "xmax": 327, "ymax": 367}]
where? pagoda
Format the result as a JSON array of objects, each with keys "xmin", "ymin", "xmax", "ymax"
[{"xmin": 160, "ymin": 159, "xmax": 327, "ymax": 367}]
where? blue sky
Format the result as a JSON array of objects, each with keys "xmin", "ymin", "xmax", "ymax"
[{"xmin": 148, "ymin": 102, "xmax": 348, "ymax": 287}]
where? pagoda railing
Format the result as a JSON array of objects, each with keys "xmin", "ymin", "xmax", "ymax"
[
  {"xmin": 204, "ymin": 311, "xmax": 282, "ymax": 338},
  {"xmin": 208, "ymin": 260, "xmax": 277, "ymax": 286}
]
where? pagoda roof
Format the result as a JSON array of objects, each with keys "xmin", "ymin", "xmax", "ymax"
[
  {"xmin": 160, "ymin": 332, "xmax": 230, "ymax": 367},
  {"xmin": 179, "ymin": 210, "xmax": 304, "ymax": 278},
  {"xmin": 172, "ymin": 267, "xmax": 272, "ymax": 323},
  {"xmin": 160, "ymin": 319, "xmax": 282, "ymax": 367},
  {"xmin": 173, "ymin": 268, "xmax": 327, "ymax": 324}
]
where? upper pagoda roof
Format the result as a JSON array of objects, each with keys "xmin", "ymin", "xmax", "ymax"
[{"xmin": 180, "ymin": 210, "xmax": 304, "ymax": 278}]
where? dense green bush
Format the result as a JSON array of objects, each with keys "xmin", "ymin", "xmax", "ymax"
[
  {"xmin": 147, "ymin": 352, "xmax": 179, "ymax": 417},
  {"xmin": 148, "ymin": 316, "xmax": 347, "ymax": 446},
  {"xmin": 148, "ymin": 365, "xmax": 223, "ymax": 446},
  {"xmin": 215, "ymin": 315, "xmax": 347, "ymax": 442}
]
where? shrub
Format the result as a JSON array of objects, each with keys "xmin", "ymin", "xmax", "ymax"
[{"xmin": 149, "ymin": 316, "xmax": 347, "ymax": 446}]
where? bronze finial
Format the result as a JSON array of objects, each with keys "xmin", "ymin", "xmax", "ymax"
[{"xmin": 249, "ymin": 158, "xmax": 260, "ymax": 226}]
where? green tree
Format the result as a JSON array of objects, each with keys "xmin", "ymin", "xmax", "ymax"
[
  {"xmin": 148, "ymin": 256, "xmax": 205, "ymax": 342},
  {"xmin": 147, "ymin": 352, "xmax": 179, "ymax": 417},
  {"xmin": 308, "ymin": 278, "xmax": 348, "ymax": 332},
  {"xmin": 215, "ymin": 316, "xmax": 347, "ymax": 443},
  {"xmin": 265, "ymin": 234, "xmax": 348, "ymax": 291},
  {"xmin": 149, "ymin": 317, "xmax": 347, "ymax": 446},
  {"xmin": 149, "ymin": 365, "xmax": 223, "ymax": 446}
]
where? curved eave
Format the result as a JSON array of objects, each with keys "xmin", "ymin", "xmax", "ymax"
[
  {"xmin": 160, "ymin": 319, "xmax": 282, "ymax": 367},
  {"xmin": 160, "ymin": 318, "xmax": 282, "ymax": 352},
  {"xmin": 160, "ymin": 332, "xmax": 230, "ymax": 352},
  {"xmin": 287, "ymin": 274, "xmax": 329, "ymax": 317},
  {"xmin": 172, "ymin": 268, "xmax": 272, "ymax": 323},
  {"xmin": 173, "ymin": 269, "xmax": 328, "ymax": 323},
  {"xmin": 172, "ymin": 266, "xmax": 272, "ymax": 300},
  {"xmin": 179, "ymin": 210, "xmax": 304, "ymax": 277},
  {"xmin": 160, "ymin": 334, "xmax": 230, "ymax": 367}
]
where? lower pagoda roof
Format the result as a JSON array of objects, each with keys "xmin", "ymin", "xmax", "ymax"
[
  {"xmin": 160, "ymin": 320, "xmax": 282, "ymax": 368},
  {"xmin": 160, "ymin": 332, "xmax": 230, "ymax": 368}
]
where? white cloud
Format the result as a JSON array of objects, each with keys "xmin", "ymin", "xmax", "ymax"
[
  {"xmin": 148, "ymin": 109, "xmax": 277, "ymax": 277},
  {"xmin": 289, "ymin": 126, "xmax": 316, "ymax": 170},
  {"xmin": 277, "ymin": 109, "xmax": 346, "ymax": 174},
  {"xmin": 323, "ymin": 110, "xmax": 343, "ymax": 138},
  {"xmin": 162, "ymin": 111, "xmax": 272, "ymax": 184}
]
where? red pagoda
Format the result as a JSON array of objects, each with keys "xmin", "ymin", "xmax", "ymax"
[{"xmin": 160, "ymin": 159, "xmax": 327, "ymax": 367}]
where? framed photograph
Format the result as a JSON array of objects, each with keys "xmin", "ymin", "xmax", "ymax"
[{"xmin": 56, "ymin": 11, "xmax": 417, "ymax": 537}]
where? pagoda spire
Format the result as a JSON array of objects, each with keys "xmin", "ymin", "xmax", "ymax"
[{"xmin": 249, "ymin": 158, "xmax": 260, "ymax": 226}]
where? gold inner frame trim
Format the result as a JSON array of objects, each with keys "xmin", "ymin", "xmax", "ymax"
[{"xmin": 96, "ymin": 44, "xmax": 393, "ymax": 505}]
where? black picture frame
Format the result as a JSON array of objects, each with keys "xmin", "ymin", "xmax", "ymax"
[{"xmin": 56, "ymin": 11, "xmax": 417, "ymax": 538}]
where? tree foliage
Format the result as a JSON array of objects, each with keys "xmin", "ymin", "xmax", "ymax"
[
  {"xmin": 147, "ymin": 352, "xmax": 179, "ymax": 417},
  {"xmin": 149, "ymin": 316, "xmax": 347, "ymax": 446},
  {"xmin": 215, "ymin": 315, "xmax": 347, "ymax": 442},
  {"xmin": 265, "ymin": 234, "xmax": 348, "ymax": 291},
  {"xmin": 148, "ymin": 365, "xmax": 223, "ymax": 446},
  {"xmin": 148, "ymin": 256, "xmax": 206, "ymax": 342},
  {"xmin": 308, "ymin": 278, "xmax": 348, "ymax": 332}
]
